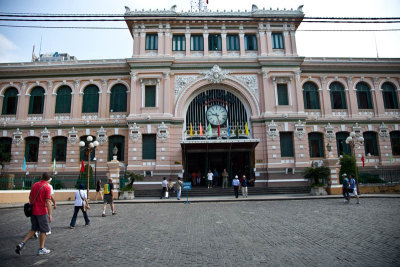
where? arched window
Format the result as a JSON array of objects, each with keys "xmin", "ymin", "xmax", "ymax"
[
  {"xmin": 390, "ymin": 131, "xmax": 400, "ymax": 156},
  {"xmin": 110, "ymin": 84, "xmax": 127, "ymax": 112},
  {"xmin": 82, "ymin": 85, "xmax": 99, "ymax": 113},
  {"xmin": 79, "ymin": 136, "xmax": 97, "ymax": 161},
  {"xmin": 308, "ymin": 132, "xmax": 324, "ymax": 158},
  {"xmin": 28, "ymin": 87, "xmax": 45, "ymax": 114},
  {"xmin": 336, "ymin": 132, "xmax": 351, "ymax": 156},
  {"xmin": 108, "ymin": 135, "xmax": 125, "ymax": 161},
  {"xmin": 330, "ymin": 82, "xmax": 347, "ymax": 109},
  {"xmin": 303, "ymin": 82, "xmax": 320, "ymax": 109},
  {"xmin": 52, "ymin": 136, "xmax": 67, "ymax": 161},
  {"xmin": 356, "ymin": 82, "xmax": 373, "ymax": 109},
  {"xmin": 2, "ymin": 87, "xmax": 18, "ymax": 115},
  {"xmin": 382, "ymin": 82, "xmax": 398, "ymax": 109},
  {"xmin": 363, "ymin": 131, "xmax": 379, "ymax": 156},
  {"xmin": 25, "ymin": 137, "xmax": 40, "ymax": 162},
  {"xmin": 55, "ymin": 86, "xmax": 72, "ymax": 113},
  {"xmin": 0, "ymin": 137, "xmax": 12, "ymax": 163}
]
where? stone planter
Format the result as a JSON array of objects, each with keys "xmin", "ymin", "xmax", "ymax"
[
  {"xmin": 310, "ymin": 186, "xmax": 328, "ymax": 196},
  {"xmin": 119, "ymin": 191, "xmax": 135, "ymax": 200}
]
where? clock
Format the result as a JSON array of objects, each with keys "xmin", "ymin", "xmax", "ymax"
[{"xmin": 206, "ymin": 105, "xmax": 228, "ymax": 126}]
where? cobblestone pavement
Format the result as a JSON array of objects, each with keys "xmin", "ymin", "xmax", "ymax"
[{"xmin": 1, "ymin": 198, "xmax": 400, "ymax": 266}]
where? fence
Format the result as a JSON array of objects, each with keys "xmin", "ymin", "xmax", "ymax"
[{"xmin": 359, "ymin": 167, "xmax": 400, "ymax": 184}]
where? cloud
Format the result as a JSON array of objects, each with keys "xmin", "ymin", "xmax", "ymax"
[{"xmin": 0, "ymin": 33, "xmax": 20, "ymax": 63}]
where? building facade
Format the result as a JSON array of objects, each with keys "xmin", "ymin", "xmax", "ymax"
[{"xmin": 0, "ymin": 4, "xmax": 399, "ymax": 189}]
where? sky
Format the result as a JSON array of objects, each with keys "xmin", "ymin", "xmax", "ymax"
[{"xmin": 0, "ymin": 0, "xmax": 399, "ymax": 63}]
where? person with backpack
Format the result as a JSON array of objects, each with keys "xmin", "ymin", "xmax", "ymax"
[
  {"xmin": 342, "ymin": 173, "xmax": 350, "ymax": 203},
  {"xmin": 69, "ymin": 184, "xmax": 90, "ymax": 229},
  {"xmin": 241, "ymin": 175, "xmax": 248, "ymax": 198},
  {"xmin": 102, "ymin": 178, "xmax": 117, "ymax": 217}
]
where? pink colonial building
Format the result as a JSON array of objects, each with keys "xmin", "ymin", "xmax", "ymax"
[{"xmin": 0, "ymin": 4, "xmax": 399, "ymax": 191}]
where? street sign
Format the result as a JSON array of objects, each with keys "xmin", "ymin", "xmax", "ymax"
[{"xmin": 182, "ymin": 182, "xmax": 192, "ymax": 190}]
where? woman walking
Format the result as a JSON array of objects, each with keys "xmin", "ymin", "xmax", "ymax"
[
  {"xmin": 69, "ymin": 184, "xmax": 90, "ymax": 229},
  {"xmin": 95, "ymin": 180, "xmax": 103, "ymax": 201}
]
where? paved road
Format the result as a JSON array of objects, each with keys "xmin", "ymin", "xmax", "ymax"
[{"xmin": 1, "ymin": 198, "xmax": 399, "ymax": 266}]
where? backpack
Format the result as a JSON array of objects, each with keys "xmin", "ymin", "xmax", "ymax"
[{"xmin": 104, "ymin": 183, "xmax": 110, "ymax": 194}]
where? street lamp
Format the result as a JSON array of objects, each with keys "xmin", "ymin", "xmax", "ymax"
[
  {"xmin": 79, "ymin": 136, "xmax": 99, "ymax": 197},
  {"xmin": 345, "ymin": 132, "xmax": 364, "ymax": 194}
]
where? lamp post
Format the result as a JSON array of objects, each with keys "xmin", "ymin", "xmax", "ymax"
[
  {"xmin": 93, "ymin": 157, "xmax": 97, "ymax": 186},
  {"xmin": 345, "ymin": 132, "xmax": 364, "ymax": 194},
  {"xmin": 79, "ymin": 136, "xmax": 99, "ymax": 198}
]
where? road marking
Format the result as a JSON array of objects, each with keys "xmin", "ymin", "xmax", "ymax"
[{"xmin": 33, "ymin": 259, "xmax": 48, "ymax": 265}]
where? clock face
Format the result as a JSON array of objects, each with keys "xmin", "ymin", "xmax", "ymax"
[{"xmin": 206, "ymin": 105, "xmax": 228, "ymax": 126}]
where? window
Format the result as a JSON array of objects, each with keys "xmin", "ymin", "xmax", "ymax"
[
  {"xmin": 208, "ymin": 34, "xmax": 221, "ymax": 51},
  {"xmin": 145, "ymin": 85, "xmax": 156, "ymax": 107},
  {"xmin": 55, "ymin": 86, "xmax": 72, "ymax": 113},
  {"xmin": 390, "ymin": 131, "xmax": 400, "ymax": 156},
  {"xmin": 303, "ymin": 82, "xmax": 320, "ymax": 109},
  {"xmin": 172, "ymin": 35, "xmax": 186, "ymax": 51},
  {"xmin": 79, "ymin": 136, "xmax": 96, "ymax": 161},
  {"xmin": 272, "ymin": 33, "xmax": 284, "ymax": 49},
  {"xmin": 2, "ymin": 87, "xmax": 18, "ymax": 115},
  {"xmin": 25, "ymin": 137, "xmax": 39, "ymax": 162},
  {"xmin": 145, "ymin": 34, "xmax": 158, "ymax": 50},
  {"xmin": 227, "ymin": 35, "xmax": 239, "ymax": 50},
  {"xmin": 363, "ymin": 132, "xmax": 379, "ymax": 156},
  {"xmin": 308, "ymin": 132, "xmax": 324, "ymax": 158},
  {"xmin": 108, "ymin": 135, "xmax": 125, "ymax": 161},
  {"xmin": 277, "ymin": 84, "xmax": 289, "ymax": 105},
  {"xmin": 336, "ymin": 132, "xmax": 351, "ymax": 156},
  {"xmin": 356, "ymin": 82, "xmax": 373, "ymax": 109},
  {"xmin": 190, "ymin": 35, "xmax": 204, "ymax": 51},
  {"xmin": 82, "ymin": 85, "xmax": 99, "ymax": 113},
  {"xmin": 382, "ymin": 82, "xmax": 398, "ymax": 109},
  {"xmin": 330, "ymin": 82, "xmax": 347, "ymax": 109},
  {"xmin": 142, "ymin": 134, "xmax": 156, "ymax": 160},
  {"xmin": 52, "ymin": 137, "xmax": 67, "ymax": 161},
  {"xmin": 28, "ymin": 87, "xmax": 45, "ymax": 114},
  {"xmin": 280, "ymin": 132, "xmax": 294, "ymax": 157},
  {"xmin": 110, "ymin": 84, "xmax": 127, "ymax": 112},
  {"xmin": 244, "ymin": 34, "xmax": 257, "ymax": 51},
  {"xmin": 0, "ymin": 137, "xmax": 12, "ymax": 163}
]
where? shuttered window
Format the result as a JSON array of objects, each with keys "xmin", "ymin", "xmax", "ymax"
[
  {"xmin": 272, "ymin": 33, "xmax": 284, "ymax": 49},
  {"xmin": 145, "ymin": 85, "xmax": 156, "ymax": 107},
  {"xmin": 208, "ymin": 34, "xmax": 222, "ymax": 51},
  {"xmin": 382, "ymin": 82, "xmax": 398, "ymax": 109},
  {"xmin": 52, "ymin": 136, "xmax": 67, "ymax": 161},
  {"xmin": 0, "ymin": 137, "xmax": 12, "ymax": 162},
  {"xmin": 227, "ymin": 35, "xmax": 239, "ymax": 50},
  {"xmin": 82, "ymin": 85, "xmax": 99, "ymax": 113},
  {"xmin": 25, "ymin": 137, "xmax": 39, "ymax": 162},
  {"xmin": 55, "ymin": 86, "xmax": 72, "ymax": 113},
  {"xmin": 244, "ymin": 34, "xmax": 257, "ymax": 51},
  {"xmin": 363, "ymin": 132, "xmax": 379, "ymax": 156},
  {"xmin": 280, "ymin": 132, "xmax": 294, "ymax": 157},
  {"xmin": 277, "ymin": 84, "xmax": 289, "ymax": 105},
  {"xmin": 172, "ymin": 35, "xmax": 186, "ymax": 51},
  {"xmin": 110, "ymin": 84, "xmax": 127, "ymax": 112},
  {"xmin": 190, "ymin": 35, "xmax": 204, "ymax": 51},
  {"xmin": 142, "ymin": 134, "xmax": 156, "ymax": 160},
  {"xmin": 390, "ymin": 131, "xmax": 400, "ymax": 156},
  {"xmin": 356, "ymin": 82, "xmax": 373, "ymax": 109},
  {"xmin": 145, "ymin": 34, "xmax": 158, "ymax": 50},
  {"xmin": 308, "ymin": 132, "xmax": 324, "ymax": 158},
  {"xmin": 28, "ymin": 87, "xmax": 45, "ymax": 114},
  {"xmin": 336, "ymin": 132, "xmax": 351, "ymax": 156},
  {"xmin": 2, "ymin": 87, "xmax": 18, "ymax": 115},
  {"xmin": 330, "ymin": 82, "xmax": 347, "ymax": 109},
  {"xmin": 303, "ymin": 82, "xmax": 320, "ymax": 109},
  {"xmin": 108, "ymin": 135, "xmax": 125, "ymax": 161}
]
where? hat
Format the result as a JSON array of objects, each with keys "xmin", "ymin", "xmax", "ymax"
[
  {"xmin": 235, "ymin": 175, "xmax": 238, "ymax": 178},
  {"xmin": 79, "ymin": 184, "xmax": 86, "ymax": 190},
  {"xmin": 343, "ymin": 173, "xmax": 347, "ymax": 176}
]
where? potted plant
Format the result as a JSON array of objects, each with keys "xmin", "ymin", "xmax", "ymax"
[
  {"xmin": 119, "ymin": 172, "xmax": 143, "ymax": 200},
  {"xmin": 303, "ymin": 166, "xmax": 330, "ymax": 196}
]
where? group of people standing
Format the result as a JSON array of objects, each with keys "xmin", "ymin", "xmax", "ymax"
[
  {"xmin": 342, "ymin": 173, "xmax": 360, "ymax": 204},
  {"xmin": 160, "ymin": 177, "xmax": 183, "ymax": 200}
]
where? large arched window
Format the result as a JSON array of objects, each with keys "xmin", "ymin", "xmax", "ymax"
[
  {"xmin": 28, "ymin": 87, "xmax": 45, "ymax": 114},
  {"xmin": 2, "ymin": 87, "xmax": 18, "ymax": 115},
  {"xmin": 55, "ymin": 86, "xmax": 72, "ymax": 113},
  {"xmin": 108, "ymin": 135, "xmax": 125, "ymax": 161},
  {"xmin": 356, "ymin": 82, "xmax": 373, "ymax": 109},
  {"xmin": 336, "ymin": 132, "xmax": 351, "ymax": 156},
  {"xmin": 0, "ymin": 137, "xmax": 12, "ymax": 163},
  {"xmin": 110, "ymin": 84, "xmax": 127, "ymax": 112},
  {"xmin": 382, "ymin": 82, "xmax": 398, "ymax": 109},
  {"xmin": 303, "ymin": 82, "xmax": 320, "ymax": 109},
  {"xmin": 52, "ymin": 136, "xmax": 67, "ymax": 161},
  {"xmin": 25, "ymin": 137, "xmax": 40, "ymax": 162},
  {"xmin": 363, "ymin": 131, "xmax": 379, "ymax": 156},
  {"xmin": 308, "ymin": 132, "xmax": 324, "ymax": 158},
  {"xmin": 390, "ymin": 131, "xmax": 400, "ymax": 156},
  {"xmin": 330, "ymin": 82, "xmax": 347, "ymax": 109},
  {"xmin": 82, "ymin": 85, "xmax": 99, "ymax": 113}
]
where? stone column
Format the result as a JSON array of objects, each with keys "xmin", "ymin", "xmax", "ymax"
[
  {"xmin": 163, "ymin": 72, "xmax": 171, "ymax": 116},
  {"xmin": 283, "ymin": 27, "xmax": 291, "ymax": 56},
  {"xmin": 221, "ymin": 33, "xmax": 227, "ymax": 56},
  {"xmin": 139, "ymin": 31, "xmax": 146, "ymax": 56},
  {"xmin": 164, "ymin": 23, "xmax": 171, "ymax": 56},
  {"xmin": 99, "ymin": 79, "xmax": 108, "ymax": 118},
  {"xmin": 16, "ymin": 82, "xmax": 27, "ymax": 121},
  {"xmin": 133, "ymin": 25, "xmax": 140, "ymax": 57},
  {"xmin": 158, "ymin": 23, "xmax": 164, "ymax": 56},
  {"xmin": 128, "ymin": 72, "xmax": 137, "ymax": 117},
  {"xmin": 258, "ymin": 23, "xmax": 267, "ymax": 56},
  {"xmin": 346, "ymin": 76, "xmax": 359, "ymax": 117},
  {"xmin": 295, "ymin": 72, "xmax": 305, "ymax": 113},
  {"xmin": 71, "ymin": 80, "xmax": 81, "ymax": 120},
  {"xmin": 320, "ymin": 76, "xmax": 332, "ymax": 117},
  {"xmin": 203, "ymin": 32, "xmax": 209, "ymax": 57},
  {"xmin": 107, "ymin": 156, "xmax": 121, "ymax": 199},
  {"xmin": 239, "ymin": 33, "xmax": 245, "ymax": 56},
  {"xmin": 373, "ymin": 77, "xmax": 385, "ymax": 116},
  {"xmin": 185, "ymin": 32, "xmax": 191, "ymax": 57},
  {"xmin": 266, "ymin": 24, "xmax": 273, "ymax": 55},
  {"xmin": 43, "ymin": 81, "xmax": 53, "ymax": 120},
  {"xmin": 324, "ymin": 156, "xmax": 341, "ymax": 195},
  {"xmin": 290, "ymin": 24, "xmax": 298, "ymax": 56}
]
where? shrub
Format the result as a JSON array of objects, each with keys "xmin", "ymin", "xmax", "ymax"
[
  {"xmin": 303, "ymin": 166, "xmax": 330, "ymax": 186},
  {"xmin": 339, "ymin": 154, "xmax": 357, "ymax": 183}
]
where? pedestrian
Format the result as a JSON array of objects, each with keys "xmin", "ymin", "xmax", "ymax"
[
  {"xmin": 191, "ymin": 171, "xmax": 197, "ymax": 185},
  {"xmin": 69, "ymin": 184, "xmax": 90, "ymax": 229},
  {"xmin": 241, "ymin": 175, "xmax": 248, "ymax": 198},
  {"xmin": 222, "ymin": 168, "xmax": 229, "ymax": 188},
  {"xmin": 95, "ymin": 180, "xmax": 103, "ymax": 201},
  {"xmin": 167, "ymin": 178, "xmax": 175, "ymax": 198},
  {"xmin": 102, "ymin": 178, "xmax": 117, "ymax": 216},
  {"xmin": 196, "ymin": 170, "xmax": 201, "ymax": 185},
  {"xmin": 207, "ymin": 170, "xmax": 213, "ymax": 189},
  {"xmin": 15, "ymin": 172, "xmax": 52, "ymax": 256},
  {"xmin": 349, "ymin": 175, "xmax": 360, "ymax": 204},
  {"xmin": 232, "ymin": 175, "xmax": 240, "ymax": 198},
  {"xmin": 342, "ymin": 173, "xmax": 350, "ymax": 203},
  {"xmin": 213, "ymin": 169, "xmax": 219, "ymax": 187},
  {"xmin": 160, "ymin": 177, "xmax": 168, "ymax": 199},
  {"xmin": 176, "ymin": 177, "xmax": 183, "ymax": 200}
]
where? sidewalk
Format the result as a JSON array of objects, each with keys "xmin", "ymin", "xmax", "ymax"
[{"xmin": 1, "ymin": 193, "xmax": 399, "ymax": 209}]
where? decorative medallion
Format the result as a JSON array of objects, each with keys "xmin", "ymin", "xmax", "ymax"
[
  {"xmin": 129, "ymin": 123, "xmax": 141, "ymax": 142},
  {"xmin": 352, "ymin": 123, "xmax": 362, "ymax": 138},
  {"xmin": 379, "ymin": 122, "xmax": 389, "ymax": 138},
  {"xmin": 202, "ymin": 65, "xmax": 230, "ymax": 84},
  {"xmin": 157, "ymin": 122, "xmax": 169, "ymax": 142},
  {"xmin": 68, "ymin": 127, "xmax": 79, "ymax": 145},
  {"xmin": 13, "ymin": 128, "xmax": 23, "ymax": 146},
  {"xmin": 40, "ymin": 127, "xmax": 51, "ymax": 145},
  {"xmin": 97, "ymin": 126, "xmax": 108, "ymax": 145},
  {"xmin": 325, "ymin": 123, "xmax": 335, "ymax": 141},
  {"xmin": 294, "ymin": 120, "xmax": 306, "ymax": 140},
  {"xmin": 267, "ymin": 120, "xmax": 279, "ymax": 140}
]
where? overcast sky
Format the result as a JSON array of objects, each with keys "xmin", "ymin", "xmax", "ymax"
[{"xmin": 0, "ymin": 0, "xmax": 399, "ymax": 63}]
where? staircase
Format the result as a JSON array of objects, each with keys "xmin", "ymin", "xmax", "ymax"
[{"xmin": 134, "ymin": 186, "xmax": 311, "ymax": 198}]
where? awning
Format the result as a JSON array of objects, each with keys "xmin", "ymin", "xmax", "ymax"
[{"xmin": 181, "ymin": 138, "xmax": 259, "ymax": 152}]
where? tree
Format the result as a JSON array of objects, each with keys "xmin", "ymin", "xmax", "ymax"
[
  {"xmin": 339, "ymin": 154, "xmax": 357, "ymax": 183},
  {"xmin": 303, "ymin": 166, "xmax": 330, "ymax": 186},
  {"xmin": 76, "ymin": 164, "xmax": 95, "ymax": 189}
]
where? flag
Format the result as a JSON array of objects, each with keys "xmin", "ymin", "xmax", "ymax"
[
  {"xmin": 23, "ymin": 157, "xmax": 26, "ymax": 172},
  {"xmin": 207, "ymin": 123, "xmax": 212, "ymax": 136},
  {"xmin": 218, "ymin": 124, "xmax": 220, "ymax": 137},
  {"xmin": 80, "ymin": 160, "xmax": 85, "ymax": 172},
  {"xmin": 200, "ymin": 123, "xmax": 203, "ymax": 136},
  {"xmin": 227, "ymin": 120, "xmax": 231, "ymax": 137},
  {"xmin": 235, "ymin": 124, "xmax": 239, "ymax": 137},
  {"xmin": 390, "ymin": 154, "xmax": 393, "ymax": 165},
  {"xmin": 190, "ymin": 123, "xmax": 193, "ymax": 137},
  {"xmin": 52, "ymin": 158, "xmax": 56, "ymax": 172},
  {"xmin": 361, "ymin": 155, "xmax": 365, "ymax": 168},
  {"xmin": 245, "ymin": 122, "xmax": 249, "ymax": 136},
  {"xmin": 206, "ymin": 0, "xmax": 209, "ymax": 4}
]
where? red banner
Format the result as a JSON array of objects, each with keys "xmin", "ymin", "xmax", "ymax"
[
  {"xmin": 80, "ymin": 160, "xmax": 85, "ymax": 172},
  {"xmin": 361, "ymin": 155, "xmax": 365, "ymax": 167}
]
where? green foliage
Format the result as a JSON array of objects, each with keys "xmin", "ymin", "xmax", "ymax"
[
  {"xmin": 121, "ymin": 172, "xmax": 144, "ymax": 191},
  {"xmin": 76, "ymin": 164, "xmax": 95, "ymax": 189},
  {"xmin": 303, "ymin": 166, "xmax": 331, "ymax": 185},
  {"xmin": 339, "ymin": 154, "xmax": 357, "ymax": 183}
]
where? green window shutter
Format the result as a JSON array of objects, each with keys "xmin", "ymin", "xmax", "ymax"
[
  {"xmin": 145, "ymin": 86, "xmax": 156, "ymax": 107},
  {"xmin": 142, "ymin": 134, "xmax": 156, "ymax": 160},
  {"xmin": 55, "ymin": 86, "xmax": 72, "ymax": 113},
  {"xmin": 208, "ymin": 34, "xmax": 221, "ymax": 51},
  {"xmin": 329, "ymin": 82, "xmax": 347, "ymax": 109},
  {"xmin": 309, "ymin": 133, "xmax": 323, "ymax": 158},
  {"xmin": 52, "ymin": 137, "xmax": 67, "ymax": 161},
  {"xmin": 277, "ymin": 84, "xmax": 289, "ymax": 105},
  {"xmin": 382, "ymin": 82, "xmax": 398, "ymax": 109},
  {"xmin": 25, "ymin": 137, "xmax": 39, "ymax": 162},
  {"xmin": 82, "ymin": 85, "xmax": 99, "ymax": 113},
  {"xmin": 272, "ymin": 33, "xmax": 284, "ymax": 49},
  {"xmin": 227, "ymin": 35, "xmax": 239, "ymax": 50},
  {"xmin": 173, "ymin": 35, "xmax": 185, "ymax": 51},
  {"xmin": 190, "ymin": 35, "xmax": 204, "ymax": 51},
  {"xmin": 145, "ymin": 34, "xmax": 158, "ymax": 50},
  {"xmin": 0, "ymin": 137, "xmax": 12, "ymax": 161},
  {"xmin": 244, "ymin": 34, "xmax": 257, "ymax": 50},
  {"xmin": 364, "ymin": 132, "xmax": 379, "ymax": 156},
  {"xmin": 28, "ymin": 87, "xmax": 45, "ymax": 114},
  {"xmin": 390, "ymin": 131, "xmax": 400, "ymax": 156},
  {"xmin": 336, "ymin": 132, "xmax": 351, "ymax": 156},
  {"xmin": 280, "ymin": 132, "xmax": 294, "ymax": 157},
  {"xmin": 356, "ymin": 82, "xmax": 373, "ymax": 109},
  {"xmin": 303, "ymin": 82, "xmax": 320, "ymax": 109},
  {"xmin": 108, "ymin": 135, "xmax": 125, "ymax": 161},
  {"xmin": 110, "ymin": 84, "xmax": 127, "ymax": 112},
  {"xmin": 2, "ymin": 87, "xmax": 18, "ymax": 115}
]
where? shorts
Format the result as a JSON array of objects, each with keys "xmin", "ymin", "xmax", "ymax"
[
  {"xmin": 350, "ymin": 188, "xmax": 358, "ymax": 196},
  {"xmin": 104, "ymin": 194, "xmax": 113, "ymax": 204},
  {"xmin": 31, "ymin": 214, "xmax": 50, "ymax": 233}
]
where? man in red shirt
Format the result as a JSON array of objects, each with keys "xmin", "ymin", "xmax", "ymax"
[{"xmin": 15, "ymin": 172, "xmax": 53, "ymax": 255}]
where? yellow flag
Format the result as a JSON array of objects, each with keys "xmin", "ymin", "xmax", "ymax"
[
  {"xmin": 245, "ymin": 122, "xmax": 249, "ymax": 136},
  {"xmin": 190, "ymin": 123, "xmax": 193, "ymax": 137}
]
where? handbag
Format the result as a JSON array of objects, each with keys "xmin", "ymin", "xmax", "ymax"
[
  {"xmin": 24, "ymin": 184, "xmax": 47, "ymax": 217},
  {"xmin": 165, "ymin": 191, "xmax": 169, "ymax": 198},
  {"xmin": 348, "ymin": 188, "xmax": 354, "ymax": 193},
  {"xmin": 79, "ymin": 190, "xmax": 88, "ymax": 212}
]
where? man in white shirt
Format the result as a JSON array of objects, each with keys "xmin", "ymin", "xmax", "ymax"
[
  {"xmin": 207, "ymin": 170, "xmax": 213, "ymax": 189},
  {"xmin": 232, "ymin": 175, "xmax": 240, "ymax": 198},
  {"xmin": 160, "ymin": 177, "xmax": 168, "ymax": 199}
]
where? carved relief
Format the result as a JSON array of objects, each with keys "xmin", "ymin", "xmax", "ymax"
[
  {"xmin": 129, "ymin": 123, "xmax": 141, "ymax": 142},
  {"xmin": 157, "ymin": 122, "xmax": 169, "ymax": 142},
  {"xmin": 97, "ymin": 126, "xmax": 108, "ymax": 145},
  {"xmin": 267, "ymin": 120, "xmax": 279, "ymax": 140},
  {"xmin": 352, "ymin": 123, "xmax": 362, "ymax": 138},
  {"xmin": 294, "ymin": 120, "xmax": 306, "ymax": 140},
  {"xmin": 13, "ymin": 128, "xmax": 23, "ymax": 146},
  {"xmin": 40, "ymin": 127, "xmax": 51, "ymax": 145},
  {"xmin": 325, "ymin": 123, "xmax": 335, "ymax": 141},
  {"xmin": 174, "ymin": 75, "xmax": 199, "ymax": 97},
  {"xmin": 202, "ymin": 65, "xmax": 230, "ymax": 84},
  {"xmin": 68, "ymin": 127, "xmax": 79, "ymax": 145},
  {"xmin": 233, "ymin": 75, "xmax": 259, "ymax": 101},
  {"xmin": 379, "ymin": 122, "xmax": 389, "ymax": 138}
]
